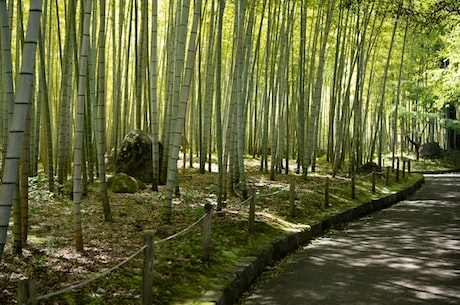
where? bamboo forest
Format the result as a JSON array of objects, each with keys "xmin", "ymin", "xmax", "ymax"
[{"xmin": 1, "ymin": 0, "xmax": 459, "ymax": 304}]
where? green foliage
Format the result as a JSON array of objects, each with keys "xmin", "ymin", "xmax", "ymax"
[
  {"xmin": 182, "ymin": 189, "xmax": 199, "ymax": 204},
  {"xmin": 29, "ymin": 176, "xmax": 54, "ymax": 203},
  {"xmin": 402, "ymin": 81, "xmax": 438, "ymax": 109},
  {"xmin": 413, "ymin": 23, "xmax": 460, "ymax": 118},
  {"xmin": 443, "ymin": 118, "xmax": 460, "ymax": 132},
  {"xmin": 398, "ymin": 106, "xmax": 441, "ymax": 123}
]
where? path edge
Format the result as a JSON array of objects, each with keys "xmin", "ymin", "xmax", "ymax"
[{"xmin": 197, "ymin": 176, "xmax": 425, "ymax": 305}]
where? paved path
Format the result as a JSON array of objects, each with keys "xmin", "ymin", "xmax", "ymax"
[{"xmin": 240, "ymin": 174, "xmax": 460, "ymax": 305}]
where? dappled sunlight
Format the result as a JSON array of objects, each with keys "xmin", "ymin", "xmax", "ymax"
[
  {"xmin": 0, "ymin": 164, "xmax": 444, "ymax": 304},
  {"xmin": 256, "ymin": 212, "xmax": 310, "ymax": 233},
  {"xmin": 241, "ymin": 175, "xmax": 460, "ymax": 305},
  {"xmin": 389, "ymin": 280, "xmax": 460, "ymax": 301}
]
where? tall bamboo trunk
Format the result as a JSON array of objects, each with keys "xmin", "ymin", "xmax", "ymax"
[
  {"xmin": 378, "ymin": 9, "xmax": 399, "ymax": 168},
  {"xmin": 0, "ymin": 0, "xmax": 15, "ymax": 169},
  {"xmin": 73, "ymin": 0, "xmax": 92, "ymax": 252},
  {"xmin": 151, "ymin": 0, "xmax": 160, "ymax": 191},
  {"xmin": 97, "ymin": 0, "xmax": 111, "ymax": 220},
  {"xmin": 0, "ymin": 0, "xmax": 42, "ymax": 262},
  {"xmin": 305, "ymin": 0, "xmax": 336, "ymax": 175},
  {"xmin": 163, "ymin": 0, "xmax": 201, "ymax": 222},
  {"xmin": 215, "ymin": 0, "xmax": 226, "ymax": 209}
]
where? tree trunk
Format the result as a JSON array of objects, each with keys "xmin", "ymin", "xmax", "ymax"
[
  {"xmin": 150, "ymin": 0, "xmax": 160, "ymax": 191},
  {"xmin": 200, "ymin": 1, "xmax": 216, "ymax": 174},
  {"xmin": 97, "ymin": 0, "xmax": 111, "ymax": 221},
  {"xmin": 215, "ymin": 0, "xmax": 226, "ymax": 209},
  {"xmin": 57, "ymin": 0, "xmax": 76, "ymax": 191},
  {"xmin": 163, "ymin": 0, "xmax": 201, "ymax": 222},
  {"xmin": 0, "ymin": 0, "xmax": 15, "ymax": 169},
  {"xmin": 393, "ymin": 11, "xmax": 408, "ymax": 164},
  {"xmin": 0, "ymin": 0, "xmax": 42, "ymax": 262},
  {"xmin": 378, "ymin": 7, "xmax": 399, "ymax": 168},
  {"xmin": 297, "ymin": 0, "xmax": 307, "ymax": 173},
  {"xmin": 235, "ymin": 0, "xmax": 248, "ymax": 198},
  {"xmin": 37, "ymin": 22, "xmax": 55, "ymax": 192},
  {"xmin": 305, "ymin": 0, "xmax": 336, "ymax": 175},
  {"xmin": 73, "ymin": 0, "xmax": 92, "ymax": 252}
]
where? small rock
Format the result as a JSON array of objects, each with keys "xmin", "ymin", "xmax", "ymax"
[{"xmin": 107, "ymin": 173, "xmax": 139, "ymax": 193}]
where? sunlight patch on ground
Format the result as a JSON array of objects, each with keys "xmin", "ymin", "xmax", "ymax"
[
  {"xmin": 28, "ymin": 234, "xmax": 49, "ymax": 244},
  {"xmin": 256, "ymin": 212, "xmax": 310, "ymax": 232},
  {"xmin": 391, "ymin": 280, "xmax": 460, "ymax": 300}
]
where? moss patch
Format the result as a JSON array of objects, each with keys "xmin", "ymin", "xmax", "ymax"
[{"xmin": 0, "ymin": 155, "xmax": 452, "ymax": 304}]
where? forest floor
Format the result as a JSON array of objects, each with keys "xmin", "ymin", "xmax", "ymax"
[{"xmin": 1, "ymin": 152, "xmax": 459, "ymax": 305}]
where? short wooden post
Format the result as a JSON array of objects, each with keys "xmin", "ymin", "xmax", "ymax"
[
  {"xmin": 351, "ymin": 171, "xmax": 356, "ymax": 199},
  {"xmin": 202, "ymin": 204, "xmax": 212, "ymax": 262},
  {"xmin": 324, "ymin": 177, "xmax": 330, "ymax": 208},
  {"xmin": 18, "ymin": 279, "xmax": 37, "ymax": 305},
  {"xmin": 289, "ymin": 177, "xmax": 296, "ymax": 217},
  {"xmin": 372, "ymin": 170, "xmax": 376, "ymax": 194},
  {"xmin": 396, "ymin": 158, "xmax": 400, "ymax": 182},
  {"xmin": 408, "ymin": 160, "xmax": 411, "ymax": 174},
  {"xmin": 386, "ymin": 166, "xmax": 390, "ymax": 186},
  {"xmin": 249, "ymin": 189, "xmax": 256, "ymax": 233},
  {"xmin": 402, "ymin": 160, "xmax": 406, "ymax": 179},
  {"xmin": 142, "ymin": 230, "xmax": 155, "ymax": 305}
]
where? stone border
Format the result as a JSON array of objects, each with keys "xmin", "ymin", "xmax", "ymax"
[
  {"xmin": 198, "ymin": 176, "xmax": 425, "ymax": 305},
  {"xmin": 412, "ymin": 168, "xmax": 460, "ymax": 174}
]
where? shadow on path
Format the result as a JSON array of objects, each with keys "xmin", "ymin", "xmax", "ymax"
[{"xmin": 241, "ymin": 174, "xmax": 460, "ymax": 305}]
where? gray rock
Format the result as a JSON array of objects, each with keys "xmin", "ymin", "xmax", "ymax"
[
  {"xmin": 419, "ymin": 142, "xmax": 441, "ymax": 159},
  {"xmin": 114, "ymin": 129, "xmax": 163, "ymax": 183},
  {"xmin": 358, "ymin": 162, "xmax": 380, "ymax": 173}
]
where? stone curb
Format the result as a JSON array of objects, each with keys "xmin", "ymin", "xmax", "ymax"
[
  {"xmin": 197, "ymin": 176, "xmax": 425, "ymax": 305},
  {"xmin": 412, "ymin": 168, "xmax": 460, "ymax": 174}
]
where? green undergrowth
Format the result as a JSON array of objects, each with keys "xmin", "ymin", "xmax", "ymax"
[
  {"xmin": 408, "ymin": 149, "xmax": 460, "ymax": 172},
  {"xmin": 2, "ymin": 154, "xmax": 457, "ymax": 304}
]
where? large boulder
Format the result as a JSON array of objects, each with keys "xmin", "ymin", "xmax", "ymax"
[
  {"xmin": 115, "ymin": 130, "xmax": 163, "ymax": 183},
  {"xmin": 358, "ymin": 162, "xmax": 380, "ymax": 174},
  {"xmin": 419, "ymin": 142, "xmax": 442, "ymax": 159}
]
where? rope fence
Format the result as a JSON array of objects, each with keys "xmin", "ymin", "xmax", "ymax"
[
  {"xmin": 154, "ymin": 214, "xmax": 207, "ymax": 245},
  {"xmin": 18, "ymin": 160, "xmax": 411, "ymax": 304},
  {"xmin": 18, "ymin": 211, "xmax": 208, "ymax": 305},
  {"xmin": 237, "ymin": 161, "xmax": 411, "ymax": 220},
  {"xmin": 36, "ymin": 245, "xmax": 147, "ymax": 301}
]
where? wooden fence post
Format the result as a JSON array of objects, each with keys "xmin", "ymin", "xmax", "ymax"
[
  {"xmin": 142, "ymin": 230, "xmax": 155, "ymax": 305},
  {"xmin": 396, "ymin": 157, "xmax": 400, "ymax": 183},
  {"xmin": 386, "ymin": 167, "xmax": 390, "ymax": 186},
  {"xmin": 18, "ymin": 279, "xmax": 37, "ymax": 305},
  {"xmin": 372, "ymin": 170, "xmax": 376, "ymax": 194},
  {"xmin": 408, "ymin": 160, "xmax": 411, "ymax": 174},
  {"xmin": 289, "ymin": 177, "xmax": 296, "ymax": 217},
  {"xmin": 202, "ymin": 204, "xmax": 212, "ymax": 262},
  {"xmin": 324, "ymin": 177, "xmax": 330, "ymax": 208},
  {"xmin": 249, "ymin": 189, "xmax": 256, "ymax": 233},
  {"xmin": 351, "ymin": 171, "xmax": 356, "ymax": 199},
  {"xmin": 402, "ymin": 160, "xmax": 406, "ymax": 179}
]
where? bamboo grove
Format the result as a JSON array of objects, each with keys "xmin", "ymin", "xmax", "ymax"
[{"xmin": 0, "ymin": 0, "xmax": 459, "ymax": 259}]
